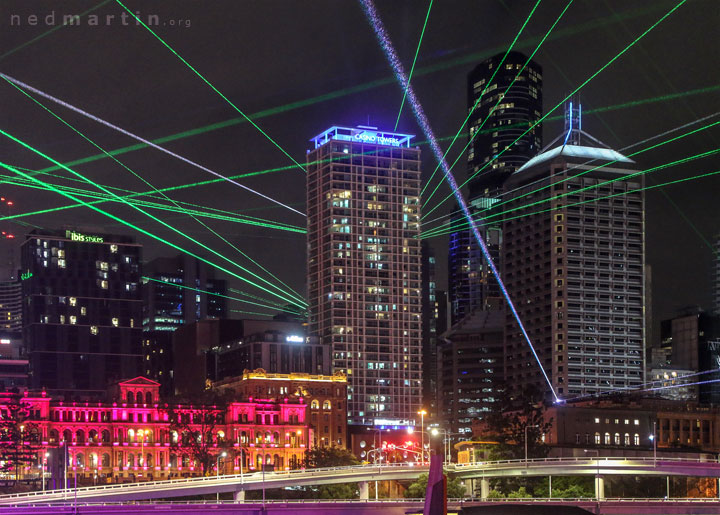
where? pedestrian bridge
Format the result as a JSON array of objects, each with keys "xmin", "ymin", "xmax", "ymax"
[{"xmin": 0, "ymin": 457, "xmax": 719, "ymax": 504}]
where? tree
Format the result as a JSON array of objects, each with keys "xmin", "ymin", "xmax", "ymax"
[
  {"xmin": 0, "ymin": 393, "xmax": 41, "ymax": 480},
  {"xmin": 163, "ymin": 391, "xmax": 233, "ymax": 476},
  {"xmin": 305, "ymin": 446, "xmax": 359, "ymax": 468},
  {"xmin": 482, "ymin": 384, "xmax": 553, "ymax": 462},
  {"xmin": 404, "ymin": 473, "xmax": 466, "ymax": 499}
]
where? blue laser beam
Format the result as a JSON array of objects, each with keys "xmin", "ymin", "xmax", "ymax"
[{"xmin": 358, "ymin": 0, "xmax": 559, "ymax": 401}]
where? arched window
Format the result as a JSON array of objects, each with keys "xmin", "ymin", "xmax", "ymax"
[
  {"xmin": 265, "ymin": 431, "xmax": 271, "ymax": 443},
  {"xmin": 101, "ymin": 453, "xmax": 110, "ymax": 467},
  {"xmin": 101, "ymin": 430, "xmax": 111, "ymax": 443},
  {"xmin": 136, "ymin": 392, "xmax": 143, "ymax": 405},
  {"xmin": 88, "ymin": 429, "xmax": 98, "ymax": 443},
  {"xmin": 127, "ymin": 429, "xmax": 135, "ymax": 441},
  {"xmin": 624, "ymin": 433, "xmax": 630, "ymax": 446},
  {"xmin": 240, "ymin": 431, "xmax": 248, "ymax": 444},
  {"xmin": 322, "ymin": 400, "xmax": 331, "ymax": 410},
  {"xmin": 63, "ymin": 429, "xmax": 72, "ymax": 442},
  {"xmin": 145, "ymin": 391, "xmax": 153, "ymax": 404},
  {"xmin": 634, "ymin": 433, "xmax": 640, "ymax": 446},
  {"xmin": 216, "ymin": 430, "xmax": 225, "ymax": 442},
  {"xmin": 256, "ymin": 454, "xmax": 263, "ymax": 468},
  {"xmin": 311, "ymin": 400, "xmax": 319, "ymax": 409},
  {"xmin": 273, "ymin": 431, "xmax": 280, "ymax": 443},
  {"xmin": 614, "ymin": 433, "xmax": 620, "ymax": 445},
  {"xmin": 146, "ymin": 453, "xmax": 153, "ymax": 467},
  {"xmin": 604, "ymin": 432, "xmax": 611, "ymax": 445},
  {"xmin": 170, "ymin": 454, "xmax": 177, "ymax": 467},
  {"xmin": 76, "ymin": 429, "xmax": 85, "ymax": 444},
  {"xmin": 76, "ymin": 453, "xmax": 85, "ymax": 467},
  {"xmin": 49, "ymin": 429, "xmax": 59, "ymax": 444},
  {"xmin": 126, "ymin": 391, "xmax": 133, "ymax": 404},
  {"xmin": 128, "ymin": 453, "xmax": 135, "ymax": 467},
  {"xmin": 89, "ymin": 453, "xmax": 98, "ymax": 468}
]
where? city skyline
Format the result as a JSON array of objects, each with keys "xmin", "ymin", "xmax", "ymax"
[{"xmin": 0, "ymin": 1, "xmax": 717, "ymax": 376}]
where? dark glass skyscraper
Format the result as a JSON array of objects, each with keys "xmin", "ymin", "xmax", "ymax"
[
  {"xmin": 21, "ymin": 229, "xmax": 142, "ymax": 398},
  {"xmin": 448, "ymin": 51, "xmax": 542, "ymax": 325}
]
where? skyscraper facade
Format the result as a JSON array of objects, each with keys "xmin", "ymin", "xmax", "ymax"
[
  {"xmin": 21, "ymin": 229, "xmax": 142, "ymax": 398},
  {"xmin": 307, "ymin": 125, "xmax": 422, "ymax": 426},
  {"xmin": 0, "ymin": 279, "xmax": 22, "ymax": 333},
  {"xmin": 502, "ymin": 104, "xmax": 646, "ymax": 399},
  {"xmin": 448, "ymin": 51, "xmax": 542, "ymax": 324}
]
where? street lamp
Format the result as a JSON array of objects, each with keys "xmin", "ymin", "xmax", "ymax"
[
  {"xmin": 431, "ymin": 428, "xmax": 450, "ymax": 465},
  {"xmin": 650, "ymin": 420, "xmax": 657, "ymax": 466},
  {"xmin": 42, "ymin": 452, "xmax": 49, "ymax": 492},
  {"xmin": 216, "ymin": 451, "xmax": 227, "ymax": 502},
  {"xmin": 418, "ymin": 410, "xmax": 427, "ymax": 464}
]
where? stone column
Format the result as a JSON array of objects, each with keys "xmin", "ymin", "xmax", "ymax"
[
  {"xmin": 359, "ymin": 481, "xmax": 369, "ymax": 500},
  {"xmin": 595, "ymin": 476, "xmax": 605, "ymax": 500},
  {"xmin": 480, "ymin": 478, "xmax": 490, "ymax": 500}
]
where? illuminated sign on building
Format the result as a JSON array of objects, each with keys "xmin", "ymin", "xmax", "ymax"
[
  {"xmin": 20, "ymin": 271, "xmax": 32, "ymax": 281},
  {"xmin": 310, "ymin": 126, "xmax": 414, "ymax": 149},
  {"xmin": 0, "ymin": 339, "xmax": 10, "ymax": 344},
  {"xmin": 286, "ymin": 335, "xmax": 304, "ymax": 343},
  {"xmin": 65, "ymin": 230, "xmax": 104, "ymax": 243}
]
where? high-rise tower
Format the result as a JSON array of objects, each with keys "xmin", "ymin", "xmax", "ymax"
[
  {"xmin": 448, "ymin": 51, "xmax": 542, "ymax": 324},
  {"xmin": 21, "ymin": 229, "xmax": 143, "ymax": 398},
  {"xmin": 307, "ymin": 125, "xmax": 422, "ymax": 426},
  {"xmin": 502, "ymin": 102, "xmax": 646, "ymax": 399}
]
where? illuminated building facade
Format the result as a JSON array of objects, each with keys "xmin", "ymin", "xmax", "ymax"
[
  {"xmin": 206, "ymin": 330, "xmax": 330, "ymax": 382},
  {"xmin": 307, "ymin": 126, "xmax": 423, "ymax": 426},
  {"xmin": 437, "ymin": 309, "xmax": 503, "ymax": 436},
  {"xmin": 20, "ymin": 229, "xmax": 143, "ymax": 398},
  {"xmin": 212, "ymin": 369, "xmax": 347, "ymax": 449},
  {"xmin": 502, "ymin": 103, "xmax": 646, "ymax": 398},
  {"xmin": 0, "ymin": 279, "xmax": 22, "ymax": 333},
  {"xmin": 2, "ymin": 376, "xmax": 309, "ymax": 483},
  {"xmin": 448, "ymin": 51, "xmax": 542, "ymax": 325},
  {"xmin": 141, "ymin": 255, "xmax": 227, "ymax": 394}
]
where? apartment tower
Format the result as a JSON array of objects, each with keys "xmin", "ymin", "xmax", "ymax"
[{"xmin": 307, "ymin": 125, "xmax": 422, "ymax": 426}]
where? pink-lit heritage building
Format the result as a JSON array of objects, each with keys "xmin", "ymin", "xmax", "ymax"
[{"xmin": 5, "ymin": 377, "xmax": 310, "ymax": 482}]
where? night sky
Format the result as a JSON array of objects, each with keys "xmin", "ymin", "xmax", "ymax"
[{"xmin": 0, "ymin": 0, "xmax": 718, "ymax": 340}]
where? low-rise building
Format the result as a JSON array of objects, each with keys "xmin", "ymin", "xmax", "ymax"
[
  {"xmin": 0, "ymin": 376, "xmax": 310, "ymax": 483},
  {"xmin": 212, "ymin": 369, "xmax": 347, "ymax": 449}
]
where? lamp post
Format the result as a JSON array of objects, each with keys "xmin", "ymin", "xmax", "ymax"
[
  {"xmin": 216, "ymin": 451, "xmax": 227, "ymax": 502},
  {"xmin": 431, "ymin": 428, "xmax": 450, "ymax": 465},
  {"xmin": 650, "ymin": 420, "xmax": 657, "ymax": 466},
  {"xmin": 42, "ymin": 452, "xmax": 49, "ymax": 492},
  {"xmin": 418, "ymin": 410, "xmax": 427, "ymax": 465},
  {"xmin": 524, "ymin": 424, "xmax": 539, "ymax": 466}
]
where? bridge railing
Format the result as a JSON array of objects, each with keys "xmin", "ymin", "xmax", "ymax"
[
  {"xmin": 0, "ymin": 463, "xmax": 428, "ymax": 501},
  {"xmin": 450, "ymin": 455, "xmax": 718, "ymax": 469}
]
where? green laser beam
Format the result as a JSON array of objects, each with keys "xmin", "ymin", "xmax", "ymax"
[
  {"xmin": 115, "ymin": 0, "xmax": 305, "ymax": 174},
  {"xmin": 419, "ymin": 0, "xmax": 548, "ymax": 198},
  {"xmin": 0, "ymin": 0, "xmax": 113, "ymax": 61},
  {"xmin": 7, "ymin": 3, "xmax": 673, "ymax": 179},
  {"xmin": 422, "ymin": 0, "xmax": 574, "ymax": 205},
  {"xmin": 229, "ymin": 309, "xmax": 275, "ymax": 318},
  {"xmin": 394, "ymin": 0, "xmax": 434, "ymax": 132},
  {"xmin": 423, "ymin": 167, "xmax": 720, "ymax": 240},
  {"xmin": 3, "ymin": 74, "xmax": 306, "ymax": 304},
  {"xmin": 0, "ymin": 173, "xmax": 305, "ymax": 232},
  {"xmin": 142, "ymin": 276, "xmax": 301, "ymax": 314},
  {"xmin": 421, "ymin": 147, "xmax": 720, "ymax": 238},
  {"xmin": 420, "ymin": 0, "xmax": 688, "ymax": 221},
  {"xmin": 0, "ymin": 129, "xmax": 307, "ymax": 309},
  {"xmin": 437, "ymin": 117, "xmax": 720, "ymax": 234},
  {"xmin": 228, "ymin": 287, "xmax": 306, "ymax": 314}
]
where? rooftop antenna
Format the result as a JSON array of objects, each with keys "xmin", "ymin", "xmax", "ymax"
[{"xmin": 542, "ymin": 94, "xmax": 612, "ymax": 151}]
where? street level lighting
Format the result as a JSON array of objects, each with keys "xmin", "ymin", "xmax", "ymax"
[
  {"xmin": 650, "ymin": 420, "xmax": 657, "ymax": 466},
  {"xmin": 216, "ymin": 451, "xmax": 227, "ymax": 501},
  {"xmin": 418, "ymin": 410, "xmax": 427, "ymax": 464}
]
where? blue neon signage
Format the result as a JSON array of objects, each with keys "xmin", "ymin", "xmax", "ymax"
[{"xmin": 353, "ymin": 131, "xmax": 402, "ymax": 147}]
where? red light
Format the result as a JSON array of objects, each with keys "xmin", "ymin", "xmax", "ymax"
[
  {"xmin": 7, "ymin": 235, "xmax": 14, "ymax": 239},
  {"xmin": 0, "ymin": 198, "xmax": 4, "ymax": 201},
  {"xmin": 7, "ymin": 202, "xmax": 12, "ymax": 206}
]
